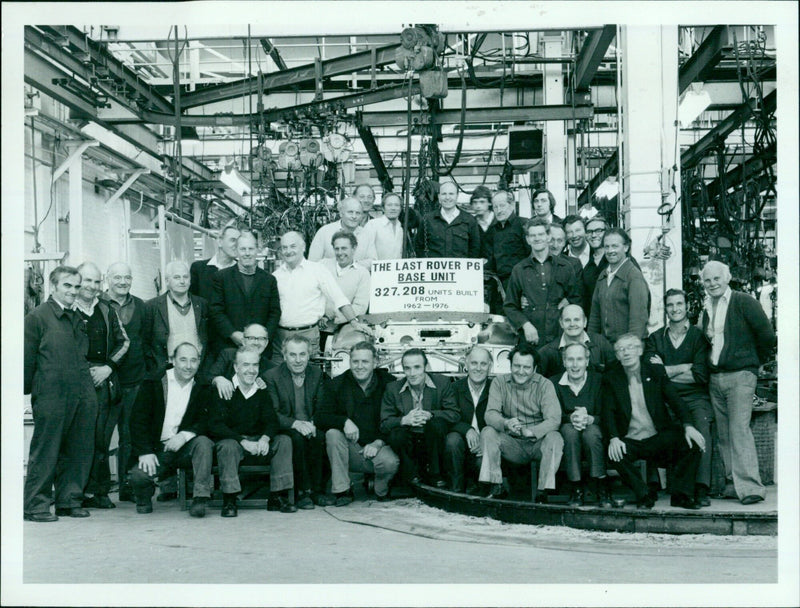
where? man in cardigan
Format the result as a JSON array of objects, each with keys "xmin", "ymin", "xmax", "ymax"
[
  {"xmin": 128, "ymin": 342, "xmax": 214, "ymax": 517},
  {"xmin": 445, "ymin": 347, "xmax": 493, "ymax": 493},
  {"xmin": 209, "ymin": 347, "xmax": 296, "ymax": 516},
  {"xmin": 380, "ymin": 349, "xmax": 460, "ymax": 488},
  {"xmin": 317, "ymin": 342, "xmax": 400, "ymax": 504},
  {"xmin": 144, "ymin": 260, "xmax": 209, "ymax": 379},
  {"xmin": 478, "ymin": 343, "xmax": 563, "ymax": 503},
  {"xmin": 100, "ymin": 262, "xmax": 147, "ymax": 503},
  {"xmin": 550, "ymin": 343, "xmax": 610, "ymax": 507},
  {"xmin": 700, "ymin": 261, "xmax": 776, "ymax": 505},
  {"xmin": 536, "ymin": 304, "xmax": 616, "ymax": 378},
  {"xmin": 264, "ymin": 335, "xmax": 332, "ymax": 509},
  {"xmin": 645, "ymin": 288, "xmax": 715, "ymax": 506},
  {"xmin": 603, "ymin": 334, "xmax": 705, "ymax": 510}
]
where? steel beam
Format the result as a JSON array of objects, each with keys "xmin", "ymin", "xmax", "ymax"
[
  {"xmin": 372, "ymin": 165, "xmax": 507, "ymax": 179},
  {"xmin": 32, "ymin": 26, "xmax": 172, "ymax": 113},
  {"xmin": 680, "ymin": 89, "xmax": 776, "ymax": 169},
  {"xmin": 577, "ymin": 150, "xmax": 618, "ymax": 208},
  {"xmin": 356, "ymin": 123, "xmax": 393, "ymax": 192},
  {"xmin": 106, "ymin": 169, "xmax": 150, "ymax": 206},
  {"xmin": 571, "ymin": 25, "xmax": 617, "ymax": 92},
  {"xmin": 52, "ymin": 140, "xmax": 99, "ymax": 182},
  {"xmin": 260, "ymin": 38, "xmax": 287, "ymax": 71},
  {"xmin": 705, "ymin": 142, "xmax": 776, "ymax": 201},
  {"xmin": 180, "ymin": 43, "xmax": 401, "ymax": 109},
  {"xmin": 679, "ymin": 26, "xmax": 730, "ymax": 93},
  {"xmin": 361, "ymin": 104, "xmax": 594, "ymax": 127}
]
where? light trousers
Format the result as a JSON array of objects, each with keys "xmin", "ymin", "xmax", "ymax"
[
  {"xmin": 479, "ymin": 426, "xmax": 563, "ymax": 490},
  {"xmin": 326, "ymin": 429, "xmax": 399, "ymax": 497}
]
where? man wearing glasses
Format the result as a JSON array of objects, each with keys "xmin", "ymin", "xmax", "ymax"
[
  {"xmin": 580, "ymin": 215, "xmax": 609, "ymax": 316},
  {"xmin": 205, "ymin": 323, "xmax": 275, "ymax": 399}
]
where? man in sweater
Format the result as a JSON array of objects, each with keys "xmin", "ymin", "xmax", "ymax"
[
  {"xmin": 100, "ymin": 262, "xmax": 147, "ymax": 502},
  {"xmin": 380, "ymin": 349, "xmax": 460, "ymax": 488},
  {"xmin": 24, "ymin": 266, "xmax": 97, "ymax": 521},
  {"xmin": 645, "ymin": 288, "xmax": 714, "ymax": 506},
  {"xmin": 414, "ymin": 180, "xmax": 481, "ymax": 259},
  {"xmin": 206, "ymin": 323, "xmax": 275, "ymax": 398},
  {"xmin": 699, "ymin": 261, "xmax": 776, "ymax": 505},
  {"xmin": 190, "ymin": 224, "xmax": 241, "ymax": 303},
  {"xmin": 317, "ymin": 341, "xmax": 400, "ymax": 504},
  {"xmin": 479, "ymin": 343, "xmax": 563, "ymax": 502},
  {"xmin": 445, "ymin": 346, "xmax": 493, "ymax": 493},
  {"xmin": 74, "ymin": 262, "xmax": 130, "ymax": 510},
  {"xmin": 209, "ymin": 347, "xmax": 296, "ymax": 516},
  {"xmin": 536, "ymin": 305, "xmax": 616, "ymax": 378},
  {"xmin": 128, "ymin": 342, "xmax": 214, "ymax": 517}
]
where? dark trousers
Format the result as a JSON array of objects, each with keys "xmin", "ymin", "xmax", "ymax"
[
  {"xmin": 283, "ymin": 429, "xmax": 326, "ymax": 494},
  {"xmin": 129, "ymin": 436, "xmax": 214, "ymax": 501},
  {"xmin": 613, "ymin": 428, "xmax": 701, "ymax": 500},
  {"xmin": 215, "ymin": 436, "xmax": 294, "ymax": 494},
  {"xmin": 85, "ymin": 380, "xmax": 122, "ymax": 497},
  {"xmin": 684, "ymin": 395, "xmax": 714, "ymax": 488},
  {"xmin": 444, "ymin": 431, "xmax": 481, "ymax": 492},
  {"xmin": 387, "ymin": 417, "xmax": 449, "ymax": 483},
  {"xmin": 115, "ymin": 383, "xmax": 141, "ymax": 491},
  {"xmin": 24, "ymin": 381, "xmax": 98, "ymax": 514}
]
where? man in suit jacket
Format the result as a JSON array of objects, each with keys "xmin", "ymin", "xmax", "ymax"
[
  {"xmin": 128, "ymin": 342, "xmax": 214, "ymax": 517},
  {"xmin": 190, "ymin": 224, "xmax": 240, "ymax": 303},
  {"xmin": 380, "ymin": 349, "xmax": 460, "ymax": 488},
  {"xmin": 317, "ymin": 341, "xmax": 400, "ymax": 503},
  {"xmin": 445, "ymin": 347, "xmax": 492, "ymax": 493},
  {"xmin": 205, "ymin": 323, "xmax": 276, "ymax": 398},
  {"xmin": 210, "ymin": 232, "xmax": 281, "ymax": 357},
  {"xmin": 699, "ymin": 261, "xmax": 776, "ymax": 505},
  {"xmin": 263, "ymin": 335, "xmax": 331, "ymax": 509},
  {"xmin": 144, "ymin": 260, "xmax": 209, "ymax": 379},
  {"xmin": 602, "ymin": 334, "xmax": 705, "ymax": 510}
]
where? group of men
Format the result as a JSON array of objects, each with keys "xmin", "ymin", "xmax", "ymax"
[{"xmin": 24, "ymin": 182, "xmax": 776, "ymax": 522}]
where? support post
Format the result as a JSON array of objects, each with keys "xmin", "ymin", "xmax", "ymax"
[
  {"xmin": 158, "ymin": 205, "xmax": 168, "ymax": 293},
  {"xmin": 67, "ymin": 146, "xmax": 84, "ymax": 265},
  {"xmin": 52, "ymin": 140, "xmax": 99, "ymax": 183},
  {"xmin": 618, "ymin": 26, "xmax": 682, "ymax": 331},
  {"xmin": 106, "ymin": 169, "xmax": 150, "ymax": 206},
  {"xmin": 543, "ymin": 33, "xmax": 567, "ymax": 216}
]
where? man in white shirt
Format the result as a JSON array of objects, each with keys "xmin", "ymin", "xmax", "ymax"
[
  {"xmin": 320, "ymin": 231, "xmax": 371, "ymax": 350},
  {"xmin": 128, "ymin": 342, "xmax": 214, "ymax": 517},
  {"xmin": 355, "ymin": 192, "xmax": 405, "ymax": 266},
  {"xmin": 308, "ymin": 197, "xmax": 364, "ymax": 261},
  {"xmin": 272, "ymin": 231, "xmax": 372, "ymax": 361}
]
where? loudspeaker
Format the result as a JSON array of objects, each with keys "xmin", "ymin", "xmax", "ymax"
[{"xmin": 508, "ymin": 127, "xmax": 543, "ymax": 167}]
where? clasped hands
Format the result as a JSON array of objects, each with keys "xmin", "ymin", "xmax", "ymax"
[
  {"xmin": 241, "ymin": 435, "xmax": 271, "ymax": 456},
  {"xmin": 504, "ymin": 417, "xmax": 534, "ymax": 438},
  {"xmin": 402, "ymin": 409, "xmax": 432, "ymax": 427},
  {"xmin": 569, "ymin": 406, "xmax": 593, "ymax": 431},
  {"xmin": 291, "ymin": 419, "xmax": 317, "ymax": 438}
]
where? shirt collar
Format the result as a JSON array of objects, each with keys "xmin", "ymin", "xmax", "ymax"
[
  {"xmin": 166, "ymin": 368, "xmax": 195, "ymax": 390},
  {"xmin": 467, "ymin": 378, "xmax": 487, "ymax": 394},
  {"xmin": 559, "ymin": 331, "xmax": 591, "ymax": 348},
  {"xmin": 73, "ymin": 296, "xmax": 99, "ymax": 317},
  {"xmin": 278, "ymin": 258, "xmax": 308, "ymax": 272},
  {"xmin": 666, "ymin": 319, "xmax": 690, "ymax": 337},
  {"xmin": 102, "ymin": 290, "xmax": 132, "ymax": 307},
  {"xmin": 400, "ymin": 374, "xmax": 436, "ymax": 393},
  {"xmin": 232, "ymin": 375, "xmax": 259, "ymax": 399},
  {"xmin": 208, "ymin": 254, "xmax": 236, "ymax": 270},
  {"xmin": 704, "ymin": 286, "xmax": 732, "ymax": 310}
]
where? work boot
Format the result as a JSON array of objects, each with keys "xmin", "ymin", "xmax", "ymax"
[
  {"xmin": 267, "ymin": 493, "xmax": 298, "ymax": 513},
  {"xmin": 189, "ymin": 496, "xmax": 208, "ymax": 518}
]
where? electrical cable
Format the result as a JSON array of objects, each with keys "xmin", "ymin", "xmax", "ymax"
[{"xmin": 438, "ymin": 70, "xmax": 467, "ymax": 176}]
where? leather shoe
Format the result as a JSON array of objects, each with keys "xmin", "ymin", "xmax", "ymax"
[
  {"xmin": 83, "ymin": 495, "xmax": 116, "ymax": 509},
  {"xmin": 221, "ymin": 501, "xmax": 238, "ymax": 518},
  {"xmin": 375, "ymin": 492, "xmax": 393, "ymax": 502},
  {"xmin": 189, "ymin": 497, "xmax": 208, "ymax": 518},
  {"xmin": 118, "ymin": 486, "xmax": 135, "ymax": 503},
  {"xmin": 313, "ymin": 492, "xmax": 336, "ymax": 507},
  {"xmin": 636, "ymin": 490, "xmax": 658, "ymax": 509},
  {"xmin": 409, "ymin": 476, "xmax": 422, "ymax": 486},
  {"xmin": 24, "ymin": 511, "xmax": 58, "ymax": 522},
  {"xmin": 296, "ymin": 493, "xmax": 315, "ymax": 510},
  {"xmin": 136, "ymin": 501, "xmax": 153, "ymax": 514},
  {"xmin": 465, "ymin": 482, "xmax": 482, "ymax": 496},
  {"xmin": 567, "ymin": 486, "xmax": 584, "ymax": 507},
  {"xmin": 534, "ymin": 492, "xmax": 549, "ymax": 505},
  {"xmin": 56, "ymin": 507, "xmax": 90, "ymax": 518},
  {"xmin": 156, "ymin": 491, "xmax": 178, "ymax": 502},
  {"xmin": 695, "ymin": 485, "xmax": 711, "ymax": 507},
  {"xmin": 334, "ymin": 489, "xmax": 354, "ymax": 507},
  {"xmin": 486, "ymin": 483, "xmax": 508, "ymax": 500},
  {"xmin": 267, "ymin": 496, "xmax": 298, "ymax": 513},
  {"xmin": 670, "ymin": 494, "xmax": 701, "ymax": 510},
  {"xmin": 741, "ymin": 494, "xmax": 765, "ymax": 506}
]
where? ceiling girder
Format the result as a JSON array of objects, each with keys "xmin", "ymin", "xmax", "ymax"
[
  {"xmin": 704, "ymin": 141, "xmax": 776, "ymax": 201},
  {"xmin": 681, "ymin": 89, "xmax": 776, "ymax": 169},
  {"xmin": 356, "ymin": 123, "xmax": 393, "ymax": 192},
  {"xmin": 577, "ymin": 150, "xmax": 618, "ymax": 208},
  {"xmin": 361, "ymin": 104, "xmax": 595, "ymax": 127},
  {"xmin": 260, "ymin": 38, "xmax": 287, "ymax": 71},
  {"xmin": 679, "ymin": 25, "xmax": 730, "ymax": 93},
  {"xmin": 571, "ymin": 25, "xmax": 617, "ymax": 92},
  {"xmin": 179, "ymin": 43, "xmax": 401, "ymax": 109}
]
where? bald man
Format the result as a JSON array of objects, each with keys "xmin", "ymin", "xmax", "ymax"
[
  {"xmin": 415, "ymin": 181, "xmax": 481, "ymax": 258},
  {"xmin": 100, "ymin": 262, "xmax": 148, "ymax": 501},
  {"xmin": 144, "ymin": 260, "xmax": 209, "ymax": 379},
  {"xmin": 74, "ymin": 262, "xmax": 130, "ymax": 509},
  {"xmin": 272, "ymin": 231, "xmax": 370, "ymax": 360},
  {"xmin": 209, "ymin": 232, "xmax": 281, "ymax": 356},
  {"xmin": 308, "ymin": 197, "xmax": 364, "ymax": 261}
]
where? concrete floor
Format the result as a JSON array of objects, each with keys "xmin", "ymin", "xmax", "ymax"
[{"xmin": 23, "ymin": 495, "xmax": 776, "ymax": 585}]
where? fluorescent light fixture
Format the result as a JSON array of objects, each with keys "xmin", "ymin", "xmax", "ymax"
[
  {"xmin": 594, "ymin": 176, "xmax": 619, "ymax": 200},
  {"xmin": 219, "ymin": 165, "xmax": 250, "ymax": 196},
  {"xmin": 678, "ymin": 83, "xmax": 712, "ymax": 128}
]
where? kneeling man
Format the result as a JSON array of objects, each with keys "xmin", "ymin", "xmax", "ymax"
[
  {"xmin": 209, "ymin": 347, "xmax": 296, "ymax": 516},
  {"xmin": 317, "ymin": 342, "xmax": 400, "ymax": 504},
  {"xmin": 479, "ymin": 343, "xmax": 563, "ymax": 502},
  {"xmin": 129, "ymin": 342, "xmax": 214, "ymax": 517},
  {"xmin": 603, "ymin": 334, "xmax": 705, "ymax": 510}
]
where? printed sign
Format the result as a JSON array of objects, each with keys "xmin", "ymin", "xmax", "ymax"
[{"xmin": 369, "ymin": 258, "xmax": 484, "ymax": 313}]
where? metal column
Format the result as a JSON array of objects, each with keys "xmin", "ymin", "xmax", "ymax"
[
  {"xmin": 618, "ymin": 26, "xmax": 682, "ymax": 331},
  {"xmin": 62, "ymin": 141, "xmax": 98, "ymax": 265},
  {"xmin": 543, "ymin": 33, "xmax": 567, "ymax": 216}
]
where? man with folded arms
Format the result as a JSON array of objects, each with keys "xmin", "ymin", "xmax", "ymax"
[
  {"xmin": 479, "ymin": 343, "xmax": 563, "ymax": 503},
  {"xmin": 128, "ymin": 342, "xmax": 214, "ymax": 517},
  {"xmin": 209, "ymin": 347, "xmax": 296, "ymax": 516},
  {"xmin": 317, "ymin": 341, "xmax": 400, "ymax": 504}
]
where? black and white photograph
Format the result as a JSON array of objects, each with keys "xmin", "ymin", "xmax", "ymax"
[{"xmin": 2, "ymin": 2, "xmax": 797, "ymax": 606}]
